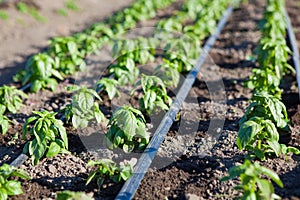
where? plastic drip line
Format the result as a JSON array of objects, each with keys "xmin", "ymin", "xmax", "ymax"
[
  {"xmin": 285, "ymin": 10, "xmax": 300, "ymax": 100},
  {"xmin": 116, "ymin": 5, "xmax": 234, "ymax": 200}
]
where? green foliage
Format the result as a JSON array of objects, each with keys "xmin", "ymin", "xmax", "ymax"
[
  {"xmin": 112, "ymin": 37, "xmax": 157, "ymax": 65},
  {"xmin": 221, "ymin": 160, "xmax": 283, "ymax": 200},
  {"xmin": 109, "ymin": 58, "xmax": 139, "ymax": 86},
  {"xmin": 132, "ymin": 74, "xmax": 172, "ymax": 114},
  {"xmin": 65, "ymin": 85, "xmax": 105, "ymax": 129},
  {"xmin": 16, "ymin": 2, "xmax": 46, "ymax": 22},
  {"xmin": 260, "ymin": 0, "xmax": 286, "ymax": 38},
  {"xmin": 16, "ymin": 2, "xmax": 28, "ymax": 13},
  {"xmin": 163, "ymin": 37, "xmax": 200, "ymax": 73},
  {"xmin": 86, "ymin": 22, "xmax": 114, "ymax": 39},
  {"xmin": 105, "ymin": 106, "xmax": 149, "ymax": 152},
  {"xmin": 74, "ymin": 33, "xmax": 103, "ymax": 55},
  {"xmin": 49, "ymin": 37, "xmax": 86, "ymax": 75},
  {"xmin": 12, "ymin": 70, "xmax": 26, "ymax": 83},
  {"xmin": 246, "ymin": 68, "xmax": 281, "ymax": 98},
  {"xmin": 240, "ymin": 92, "xmax": 289, "ymax": 130},
  {"xmin": 238, "ymin": 92, "xmax": 299, "ymax": 160},
  {"xmin": 15, "ymin": 0, "xmax": 175, "ymax": 93},
  {"xmin": 56, "ymin": 8, "xmax": 68, "ymax": 17},
  {"xmin": 65, "ymin": 0, "xmax": 79, "ymax": 11},
  {"xmin": 0, "ymin": 10, "xmax": 9, "ymax": 20},
  {"xmin": 182, "ymin": 0, "xmax": 206, "ymax": 20},
  {"xmin": 237, "ymin": 116, "xmax": 299, "ymax": 160},
  {"xmin": 97, "ymin": 78, "xmax": 120, "ymax": 100},
  {"xmin": 108, "ymin": 0, "xmax": 174, "ymax": 30},
  {"xmin": 165, "ymin": 36, "xmax": 201, "ymax": 61},
  {"xmin": 0, "ymin": 85, "xmax": 24, "ymax": 134},
  {"xmin": 0, "ymin": 86, "xmax": 27, "ymax": 115},
  {"xmin": 56, "ymin": 190, "xmax": 94, "ymax": 200},
  {"xmin": 0, "ymin": 114, "xmax": 10, "ymax": 135},
  {"xmin": 163, "ymin": 51, "xmax": 193, "ymax": 73},
  {"xmin": 28, "ymin": 7, "xmax": 47, "ymax": 22},
  {"xmin": 154, "ymin": 62, "xmax": 180, "ymax": 88},
  {"xmin": 256, "ymin": 37, "xmax": 294, "ymax": 78},
  {"xmin": 0, "ymin": 164, "xmax": 31, "ymax": 200},
  {"xmin": 86, "ymin": 158, "xmax": 136, "ymax": 188},
  {"xmin": 157, "ymin": 18, "xmax": 183, "ymax": 32},
  {"xmin": 22, "ymin": 53, "xmax": 64, "ymax": 92},
  {"xmin": 22, "ymin": 110, "xmax": 69, "ymax": 165},
  {"xmin": 156, "ymin": 0, "xmax": 229, "ymax": 38},
  {"xmin": 239, "ymin": 0, "xmax": 299, "ymax": 161},
  {"xmin": 183, "ymin": 0, "xmax": 229, "ymax": 39}
]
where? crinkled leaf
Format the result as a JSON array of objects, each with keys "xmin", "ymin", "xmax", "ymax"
[
  {"xmin": 237, "ymin": 120, "xmax": 262, "ymax": 149},
  {"xmin": 46, "ymin": 142, "xmax": 61, "ymax": 157},
  {"xmin": 4, "ymin": 180, "xmax": 23, "ymax": 196},
  {"xmin": 266, "ymin": 140, "xmax": 281, "ymax": 156}
]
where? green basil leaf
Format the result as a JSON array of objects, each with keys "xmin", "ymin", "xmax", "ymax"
[
  {"xmin": 4, "ymin": 180, "xmax": 23, "ymax": 195},
  {"xmin": 46, "ymin": 142, "xmax": 61, "ymax": 157}
]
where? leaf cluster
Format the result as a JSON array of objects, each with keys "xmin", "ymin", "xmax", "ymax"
[
  {"xmin": 0, "ymin": 115, "xmax": 10, "ymax": 135},
  {"xmin": 238, "ymin": 0, "xmax": 299, "ymax": 161},
  {"xmin": 86, "ymin": 158, "xmax": 137, "ymax": 188},
  {"xmin": 221, "ymin": 160, "xmax": 283, "ymax": 200},
  {"xmin": 56, "ymin": 190, "xmax": 94, "ymax": 200},
  {"xmin": 65, "ymin": 85, "xmax": 105, "ymax": 129},
  {"xmin": 17, "ymin": 0, "xmax": 175, "ymax": 93},
  {"xmin": 97, "ymin": 78, "xmax": 120, "ymax": 100},
  {"xmin": 0, "ymin": 86, "xmax": 27, "ymax": 135},
  {"xmin": 183, "ymin": 0, "xmax": 229, "ymax": 39},
  {"xmin": 154, "ymin": 61, "xmax": 180, "ymax": 88},
  {"xmin": 49, "ymin": 37, "xmax": 86, "ymax": 76},
  {"xmin": 132, "ymin": 74, "xmax": 172, "ymax": 114},
  {"xmin": 109, "ymin": 57, "xmax": 139, "ymax": 86},
  {"xmin": 0, "ymin": 164, "xmax": 30, "ymax": 200},
  {"xmin": 238, "ymin": 92, "xmax": 299, "ymax": 160},
  {"xmin": 109, "ymin": 0, "xmax": 174, "ymax": 31},
  {"xmin": 22, "ymin": 110, "xmax": 69, "ymax": 165},
  {"xmin": 22, "ymin": 53, "xmax": 64, "ymax": 92},
  {"xmin": 163, "ymin": 37, "xmax": 200, "ymax": 73},
  {"xmin": 0, "ymin": 86, "xmax": 27, "ymax": 115},
  {"xmin": 112, "ymin": 37, "xmax": 157, "ymax": 65},
  {"xmin": 106, "ymin": 106, "xmax": 149, "ymax": 152},
  {"xmin": 248, "ymin": 0, "xmax": 294, "ymax": 96}
]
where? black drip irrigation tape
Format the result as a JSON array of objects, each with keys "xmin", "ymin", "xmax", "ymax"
[
  {"xmin": 20, "ymin": 83, "xmax": 31, "ymax": 92},
  {"xmin": 10, "ymin": 153, "xmax": 28, "ymax": 167},
  {"xmin": 115, "ymin": 5, "xmax": 234, "ymax": 200},
  {"xmin": 285, "ymin": 10, "xmax": 300, "ymax": 100}
]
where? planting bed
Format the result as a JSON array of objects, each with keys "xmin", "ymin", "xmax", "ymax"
[
  {"xmin": 135, "ymin": 0, "xmax": 300, "ymax": 199},
  {"xmin": 1, "ymin": 0, "xmax": 300, "ymax": 200}
]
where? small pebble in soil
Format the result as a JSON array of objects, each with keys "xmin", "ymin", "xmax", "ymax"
[
  {"xmin": 51, "ymin": 102, "xmax": 58, "ymax": 109},
  {"xmin": 48, "ymin": 165, "xmax": 57, "ymax": 174},
  {"xmin": 185, "ymin": 193, "xmax": 200, "ymax": 200}
]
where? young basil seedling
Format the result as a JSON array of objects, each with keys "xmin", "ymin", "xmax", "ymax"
[
  {"xmin": 86, "ymin": 158, "xmax": 137, "ymax": 188},
  {"xmin": 105, "ymin": 105, "xmax": 149, "ymax": 152},
  {"xmin": 22, "ymin": 110, "xmax": 69, "ymax": 165},
  {"xmin": 22, "ymin": 53, "xmax": 64, "ymax": 92},
  {"xmin": 132, "ymin": 74, "xmax": 172, "ymax": 114},
  {"xmin": 65, "ymin": 85, "xmax": 106, "ymax": 129},
  {"xmin": 0, "ymin": 85, "xmax": 28, "ymax": 115},
  {"xmin": 221, "ymin": 159, "xmax": 283, "ymax": 200},
  {"xmin": 0, "ymin": 164, "xmax": 31, "ymax": 200}
]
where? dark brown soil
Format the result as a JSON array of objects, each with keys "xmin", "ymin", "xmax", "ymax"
[
  {"xmin": 134, "ymin": 0, "xmax": 300, "ymax": 199},
  {"xmin": 1, "ymin": 0, "xmax": 300, "ymax": 199}
]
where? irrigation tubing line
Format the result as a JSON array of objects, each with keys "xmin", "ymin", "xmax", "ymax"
[
  {"xmin": 285, "ymin": 10, "xmax": 300, "ymax": 100},
  {"xmin": 115, "ymin": 5, "xmax": 234, "ymax": 200}
]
